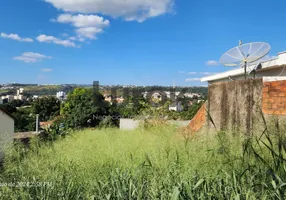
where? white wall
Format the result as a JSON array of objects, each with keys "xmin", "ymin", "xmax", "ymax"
[
  {"xmin": 120, "ymin": 119, "xmax": 140, "ymax": 130},
  {"xmin": 119, "ymin": 119, "xmax": 190, "ymax": 130},
  {"xmin": 209, "ymin": 66, "xmax": 286, "ymax": 83},
  {"xmin": 0, "ymin": 110, "xmax": 14, "ymax": 160}
]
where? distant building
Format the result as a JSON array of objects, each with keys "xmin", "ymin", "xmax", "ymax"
[
  {"xmin": 169, "ymin": 101, "xmax": 183, "ymax": 112},
  {"xmin": 1, "ymin": 95, "xmax": 14, "ymax": 102},
  {"xmin": 56, "ymin": 91, "xmax": 66, "ymax": 100},
  {"xmin": 164, "ymin": 91, "xmax": 180, "ymax": 99},
  {"xmin": 184, "ymin": 93, "xmax": 201, "ymax": 98},
  {"xmin": 16, "ymin": 88, "xmax": 24, "ymax": 96},
  {"xmin": 14, "ymin": 95, "xmax": 27, "ymax": 101},
  {"xmin": 104, "ymin": 95, "xmax": 125, "ymax": 104},
  {"xmin": 14, "ymin": 88, "xmax": 26, "ymax": 101},
  {"xmin": 40, "ymin": 120, "xmax": 55, "ymax": 129},
  {"xmin": 104, "ymin": 96, "xmax": 112, "ymax": 103},
  {"xmin": 116, "ymin": 97, "xmax": 124, "ymax": 103},
  {"xmin": 143, "ymin": 91, "xmax": 202, "ymax": 100}
]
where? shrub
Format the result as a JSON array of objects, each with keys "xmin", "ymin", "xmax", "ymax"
[{"xmin": 98, "ymin": 116, "xmax": 117, "ymax": 129}]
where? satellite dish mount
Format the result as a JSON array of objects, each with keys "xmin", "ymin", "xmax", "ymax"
[{"xmin": 219, "ymin": 41, "xmax": 271, "ymax": 80}]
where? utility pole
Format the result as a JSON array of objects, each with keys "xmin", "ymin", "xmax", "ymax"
[{"xmin": 36, "ymin": 114, "xmax": 39, "ymax": 133}]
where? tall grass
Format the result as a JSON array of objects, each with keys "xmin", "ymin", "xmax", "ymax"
[{"xmin": 0, "ymin": 122, "xmax": 286, "ymax": 199}]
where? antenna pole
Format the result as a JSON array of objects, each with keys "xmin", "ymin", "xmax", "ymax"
[
  {"xmin": 244, "ymin": 61, "xmax": 247, "ymax": 80},
  {"xmin": 36, "ymin": 114, "xmax": 39, "ymax": 133}
]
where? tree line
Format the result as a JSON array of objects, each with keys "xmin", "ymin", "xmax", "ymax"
[{"xmin": 0, "ymin": 87, "xmax": 205, "ymax": 133}]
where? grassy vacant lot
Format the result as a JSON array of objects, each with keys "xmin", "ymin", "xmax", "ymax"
[{"xmin": 0, "ymin": 124, "xmax": 286, "ymax": 199}]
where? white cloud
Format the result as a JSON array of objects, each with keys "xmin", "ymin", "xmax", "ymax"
[
  {"xmin": 56, "ymin": 14, "xmax": 109, "ymax": 28},
  {"xmin": 0, "ymin": 32, "xmax": 33, "ymax": 42},
  {"xmin": 61, "ymin": 33, "xmax": 69, "ymax": 37},
  {"xmin": 36, "ymin": 34, "xmax": 77, "ymax": 47},
  {"xmin": 13, "ymin": 52, "xmax": 52, "ymax": 63},
  {"xmin": 206, "ymin": 60, "xmax": 219, "ymax": 66},
  {"xmin": 54, "ymin": 14, "xmax": 110, "ymax": 40},
  {"xmin": 178, "ymin": 71, "xmax": 185, "ymax": 74},
  {"xmin": 68, "ymin": 36, "xmax": 77, "ymax": 40},
  {"xmin": 200, "ymin": 72, "xmax": 215, "ymax": 75},
  {"xmin": 185, "ymin": 78, "xmax": 201, "ymax": 82},
  {"xmin": 45, "ymin": 0, "xmax": 174, "ymax": 22},
  {"xmin": 41, "ymin": 68, "xmax": 53, "ymax": 72},
  {"xmin": 75, "ymin": 27, "xmax": 103, "ymax": 39},
  {"xmin": 188, "ymin": 72, "xmax": 197, "ymax": 75}
]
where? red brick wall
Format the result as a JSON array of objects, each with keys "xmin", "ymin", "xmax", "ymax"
[
  {"xmin": 188, "ymin": 103, "xmax": 207, "ymax": 132},
  {"xmin": 262, "ymin": 80, "xmax": 286, "ymax": 115}
]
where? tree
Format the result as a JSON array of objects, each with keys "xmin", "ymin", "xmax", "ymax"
[
  {"xmin": 117, "ymin": 95, "xmax": 148, "ymax": 118},
  {"xmin": 0, "ymin": 104, "xmax": 35, "ymax": 132},
  {"xmin": 32, "ymin": 96, "xmax": 61, "ymax": 121},
  {"xmin": 13, "ymin": 108, "xmax": 36, "ymax": 132},
  {"xmin": 0, "ymin": 103, "xmax": 17, "ymax": 114},
  {"xmin": 9, "ymin": 99, "xmax": 24, "ymax": 107},
  {"xmin": 61, "ymin": 88, "xmax": 110, "ymax": 128},
  {"xmin": 178, "ymin": 101, "xmax": 205, "ymax": 120}
]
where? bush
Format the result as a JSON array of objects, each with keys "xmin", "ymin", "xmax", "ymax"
[
  {"xmin": 41, "ymin": 116, "xmax": 69, "ymax": 141},
  {"xmin": 98, "ymin": 116, "xmax": 117, "ymax": 129}
]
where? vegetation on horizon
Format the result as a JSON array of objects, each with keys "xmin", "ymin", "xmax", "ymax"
[{"xmin": 1, "ymin": 87, "xmax": 205, "ymax": 133}]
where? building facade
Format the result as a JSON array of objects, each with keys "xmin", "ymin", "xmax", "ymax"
[
  {"xmin": 56, "ymin": 91, "xmax": 67, "ymax": 100},
  {"xmin": 188, "ymin": 50, "xmax": 286, "ymax": 134},
  {"xmin": 0, "ymin": 108, "xmax": 14, "ymax": 160},
  {"xmin": 201, "ymin": 51, "xmax": 286, "ymax": 84}
]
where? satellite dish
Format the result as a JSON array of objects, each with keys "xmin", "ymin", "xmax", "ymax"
[{"xmin": 219, "ymin": 41, "xmax": 271, "ymax": 79}]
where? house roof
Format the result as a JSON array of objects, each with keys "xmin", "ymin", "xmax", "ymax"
[
  {"xmin": 201, "ymin": 51, "xmax": 286, "ymax": 82},
  {"xmin": 40, "ymin": 120, "xmax": 55, "ymax": 127},
  {"xmin": 0, "ymin": 107, "xmax": 15, "ymax": 120}
]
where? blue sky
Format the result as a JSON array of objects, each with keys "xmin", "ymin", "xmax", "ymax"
[{"xmin": 1, "ymin": 0, "xmax": 286, "ymax": 86}]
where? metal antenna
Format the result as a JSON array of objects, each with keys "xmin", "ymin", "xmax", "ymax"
[{"xmin": 219, "ymin": 42, "xmax": 271, "ymax": 80}]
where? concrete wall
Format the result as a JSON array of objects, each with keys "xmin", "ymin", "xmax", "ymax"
[
  {"xmin": 168, "ymin": 120, "xmax": 190, "ymax": 127},
  {"xmin": 0, "ymin": 110, "xmax": 14, "ymax": 160},
  {"xmin": 120, "ymin": 119, "xmax": 190, "ymax": 130},
  {"xmin": 208, "ymin": 79, "xmax": 263, "ymax": 134},
  {"xmin": 120, "ymin": 119, "xmax": 140, "ymax": 130},
  {"xmin": 0, "ymin": 110, "xmax": 14, "ymax": 137}
]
